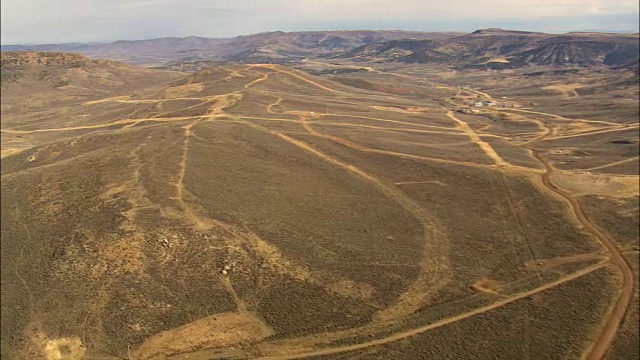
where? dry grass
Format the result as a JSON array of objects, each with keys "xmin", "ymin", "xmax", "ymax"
[
  {"xmin": 1, "ymin": 58, "xmax": 637, "ymax": 359},
  {"xmin": 133, "ymin": 312, "xmax": 273, "ymax": 359}
]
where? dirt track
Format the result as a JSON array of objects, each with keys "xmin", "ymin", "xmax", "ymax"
[
  {"xmin": 237, "ymin": 116, "xmax": 449, "ymax": 322},
  {"xmin": 257, "ymin": 262, "xmax": 608, "ymax": 359},
  {"xmin": 251, "ymin": 76, "xmax": 635, "ymax": 359},
  {"xmin": 529, "ymin": 147, "xmax": 634, "ymax": 360},
  {"xmin": 3, "ymin": 65, "xmax": 635, "ymax": 359},
  {"xmin": 583, "ymin": 156, "xmax": 640, "ymax": 171},
  {"xmin": 466, "ymin": 87, "xmax": 635, "ymax": 359}
]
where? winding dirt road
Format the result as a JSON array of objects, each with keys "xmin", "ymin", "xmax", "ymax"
[
  {"xmin": 466, "ymin": 86, "xmax": 635, "ymax": 359},
  {"xmin": 257, "ymin": 262, "xmax": 608, "ymax": 359},
  {"xmin": 256, "ymin": 77, "xmax": 633, "ymax": 359},
  {"xmin": 244, "ymin": 73, "xmax": 634, "ymax": 359},
  {"xmin": 7, "ymin": 65, "xmax": 633, "ymax": 360},
  {"xmin": 529, "ymin": 146, "xmax": 634, "ymax": 360}
]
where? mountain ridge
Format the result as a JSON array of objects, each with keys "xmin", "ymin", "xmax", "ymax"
[
  {"xmin": 2, "ymin": 29, "xmax": 638, "ymax": 70},
  {"xmin": 1, "ymin": 30, "xmax": 459, "ymax": 66},
  {"xmin": 335, "ymin": 29, "xmax": 639, "ymax": 70}
]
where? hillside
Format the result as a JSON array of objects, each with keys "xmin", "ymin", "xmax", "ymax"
[
  {"xmin": 335, "ymin": 28, "xmax": 640, "ymax": 70},
  {"xmin": 1, "ymin": 52, "xmax": 638, "ymax": 359},
  {"xmin": 1, "ymin": 52, "xmax": 183, "ymax": 109}
]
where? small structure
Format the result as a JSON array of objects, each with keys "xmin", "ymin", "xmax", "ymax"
[
  {"xmin": 221, "ymin": 264, "xmax": 232, "ymax": 275},
  {"xmin": 459, "ymin": 108, "xmax": 482, "ymax": 114},
  {"xmin": 221, "ymin": 261, "xmax": 235, "ymax": 275}
]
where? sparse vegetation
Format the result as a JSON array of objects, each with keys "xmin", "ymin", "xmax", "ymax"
[
  {"xmin": 309, "ymin": 266, "xmax": 620, "ymax": 359},
  {"xmin": 1, "ymin": 45, "xmax": 637, "ymax": 359}
]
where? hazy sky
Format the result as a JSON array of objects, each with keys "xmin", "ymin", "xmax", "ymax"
[{"xmin": 2, "ymin": 0, "xmax": 639, "ymax": 44}]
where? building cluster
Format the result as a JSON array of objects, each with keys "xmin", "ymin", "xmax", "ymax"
[
  {"xmin": 462, "ymin": 99, "xmax": 522, "ymax": 109},
  {"xmin": 473, "ymin": 100, "xmax": 496, "ymax": 107}
]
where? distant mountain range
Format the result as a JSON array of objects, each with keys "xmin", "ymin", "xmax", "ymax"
[
  {"xmin": 0, "ymin": 31, "xmax": 457, "ymax": 66},
  {"xmin": 335, "ymin": 28, "xmax": 640, "ymax": 70},
  {"xmin": 2, "ymin": 29, "xmax": 638, "ymax": 70}
]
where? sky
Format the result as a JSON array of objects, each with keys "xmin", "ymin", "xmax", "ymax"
[{"xmin": 1, "ymin": 0, "xmax": 639, "ymax": 44}]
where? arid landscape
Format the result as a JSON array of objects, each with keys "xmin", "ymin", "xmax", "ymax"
[{"xmin": 1, "ymin": 28, "xmax": 638, "ymax": 360}]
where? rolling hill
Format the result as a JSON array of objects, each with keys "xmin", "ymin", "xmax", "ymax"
[
  {"xmin": 0, "ymin": 52, "xmax": 184, "ymax": 120},
  {"xmin": 1, "ymin": 52, "xmax": 638, "ymax": 359}
]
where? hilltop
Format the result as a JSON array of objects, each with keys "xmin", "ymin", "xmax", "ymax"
[{"xmin": 1, "ymin": 52, "xmax": 184, "ymax": 113}]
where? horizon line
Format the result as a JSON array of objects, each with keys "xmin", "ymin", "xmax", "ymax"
[{"xmin": 1, "ymin": 27, "xmax": 638, "ymax": 47}]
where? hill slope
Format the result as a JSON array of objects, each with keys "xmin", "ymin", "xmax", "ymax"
[
  {"xmin": 1, "ymin": 53, "xmax": 637, "ymax": 360},
  {"xmin": 1, "ymin": 52, "xmax": 184, "ymax": 108}
]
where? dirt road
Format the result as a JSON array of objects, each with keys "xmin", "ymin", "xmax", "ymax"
[
  {"xmin": 529, "ymin": 147, "xmax": 634, "ymax": 360},
  {"xmin": 461, "ymin": 85, "xmax": 635, "ymax": 359},
  {"xmin": 257, "ymin": 262, "xmax": 607, "ymax": 359},
  {"xmin": 251, "ymin": 82, "xmax": 634, "ymax": 359},
  {"xmin": 14, "ymin": 65, "xmax": 631, "ymax": 359}
]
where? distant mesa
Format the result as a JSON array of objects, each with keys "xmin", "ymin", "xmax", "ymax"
[{"xmin": 470, "ymin": 28, "xmax": 540, "ymax": 35}]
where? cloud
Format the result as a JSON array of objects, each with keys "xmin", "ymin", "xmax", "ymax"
[
  {"xmin": 107, "ymin": 0, "xmax": 180, "ymax": 10},
  {"xmin": 278, "ymin": 0, "xmax": 638, "ymax": 18},
  {"xmin": 1, "ymin": 0, "xmax": 638, "ymax": 43}
]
